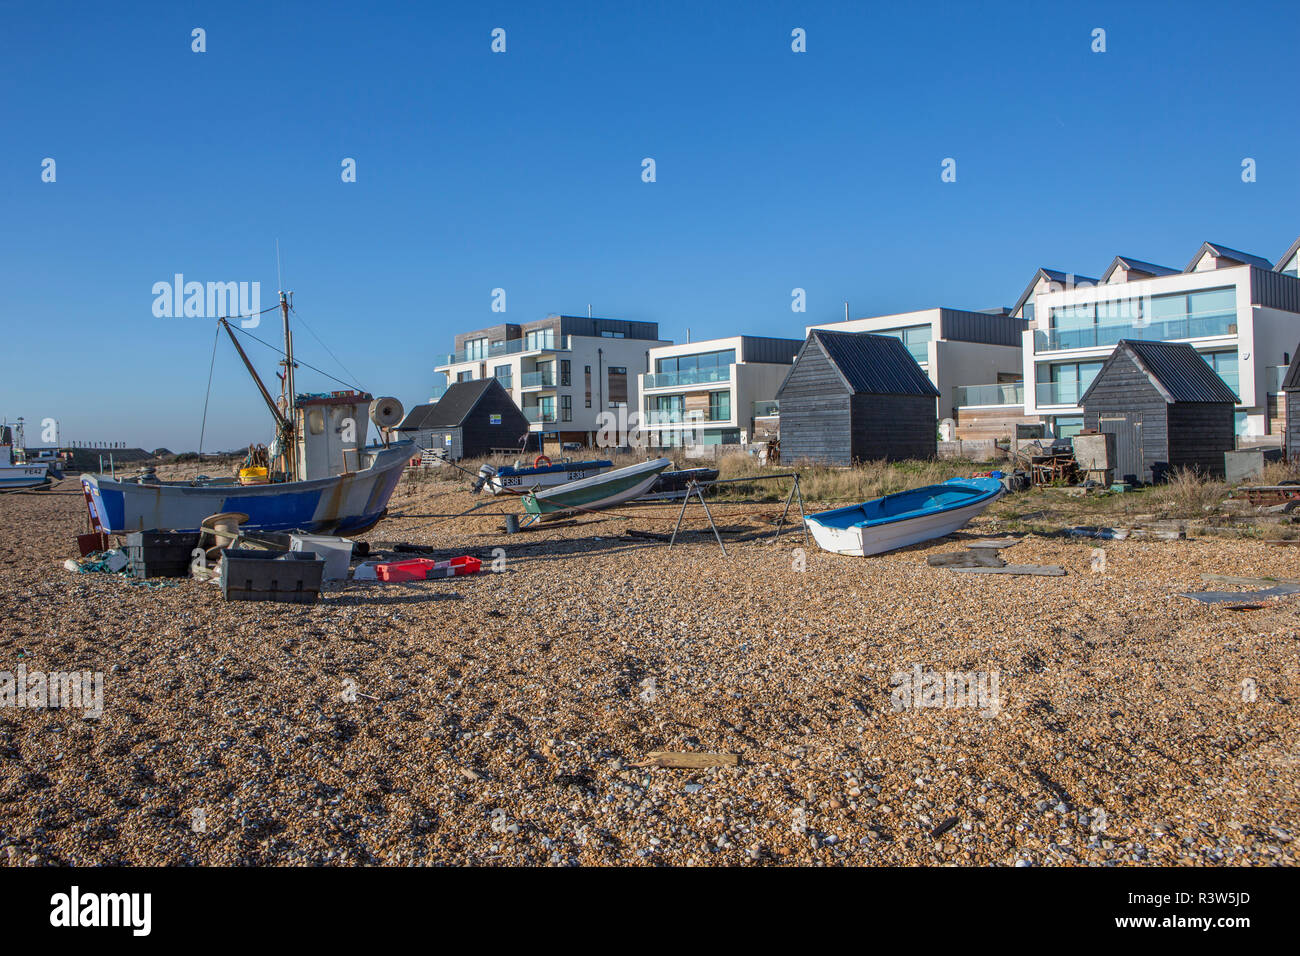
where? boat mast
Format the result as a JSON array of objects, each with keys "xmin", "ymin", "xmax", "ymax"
[{"xmin": 279, "ymin": 289, "xmax": 297, "ymax": 477}]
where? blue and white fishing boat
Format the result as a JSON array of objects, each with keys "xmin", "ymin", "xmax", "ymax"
[
  {"xmin": 0, "ymin": 421, "xmax": 57, "ymax": 490},
  {"xmin": 80, "ymin": 292, "xmax": 411, "ymax": 535},
  {"xmin": 804, "ymin": 476, "xmax": 1004, "ymax": 556},
  {"xmin": 0, "ymin": 444, "xmax": 53, "ymax": 490},
  {"xmin": 475, "ymin": 457, "xmax": 613, "ymax": 495}
]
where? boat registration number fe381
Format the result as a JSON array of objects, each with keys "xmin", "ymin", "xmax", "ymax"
[{"xmin": 499, "ymin": 469, "xmax": 595, "ymax": 488}]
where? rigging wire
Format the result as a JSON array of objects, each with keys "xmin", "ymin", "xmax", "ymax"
[
  {"xmin": 289, "ymin": 304, "xmax": 362, "ymax": 389},
  {"xmin": 197, "ymin": 323, "xmax": 221, "ymax": 455},
  {"xmin": 226, "ymin": 322, "xmax": 367, "ymax": 393}
]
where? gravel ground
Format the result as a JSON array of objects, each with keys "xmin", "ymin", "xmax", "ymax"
[{"xmin": 0, "ymin": 470, "xmax": 1297, "ymax": 866}]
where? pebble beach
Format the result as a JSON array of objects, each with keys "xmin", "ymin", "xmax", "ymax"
[{"xmin": 1, "ymin": 471, "xmax": 1297, "ymax": 867}]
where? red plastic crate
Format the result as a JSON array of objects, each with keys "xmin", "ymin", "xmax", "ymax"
[
  {"xmin": 374, "ymin": 558, "xmax": 438, "ymax": 582},
  {"xmin": 374, "ymin": 555, "xmax": 481, "ymax": 582}
]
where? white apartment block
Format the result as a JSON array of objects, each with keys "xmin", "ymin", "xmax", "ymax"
[
  {"xmin": 433, "ymin": 314, "xmax": 670, "ymax": 443},
  {"xmin": 637, "ymin": 335, "xmax": 802, "ymax": 447},
  {"xmin": 1018, "ymin": 240, "xmax": 1300, "ymax": 440},
  {"xmin": 806, "ymin": 307, "xmax": 1030, "ymax": 438}
]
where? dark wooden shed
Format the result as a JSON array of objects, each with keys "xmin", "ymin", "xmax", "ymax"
[
  {"xmin": 1283, "ymin": 346, "xmax": 1300, "ymax": 463},
  {"xmin": 1078, "ymin": 339, "xmax": 1238, "ymax": 483},
  {"xmin": 775, "ymin": 330, "xmax": 941, "ymax": 465},
  {"xmin": 393, "ymin": 379, "xmax": 530, "ymax": 461}
]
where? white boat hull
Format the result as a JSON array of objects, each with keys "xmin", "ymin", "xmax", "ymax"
[{"xmin": 805, "ymin": 497, "xmax": 996, "ymax": 557}]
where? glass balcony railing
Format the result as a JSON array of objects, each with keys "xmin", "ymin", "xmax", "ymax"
[
  {"xmin": 643, "ymin": 366, "xmax": 732, "ymax": 389},
  {"xmin": 523, "ymin": 407, "xmax": 556, "ymax": 423},
  {"xmin": 1034, "ymin": 311, "xmax": 1237, "ymax": 352},
  {"xmin": 440, "ymin": 336, "xmax": 566, "ymax": 366},
  {"xmin": 428, "ymin": 385, "xmax": 447, "ymax": 401},
  {"xmin": 1036, "ymin": 380, "xmax": 1087, "ymax": 407},
  {"xmin": 752, "ymin": 400, "xmax": 780, "ymax": 417},
  {"xmin": 1266, "ymin": 365, "xmax": 1288, "ymax": 392},
  {"xmin": 520, "ymin": 370, "xmax": 556, "ymax": 388},
  {"xmin": 954, "ymin": 382, "xmax": 1024, "ymax": 407}
]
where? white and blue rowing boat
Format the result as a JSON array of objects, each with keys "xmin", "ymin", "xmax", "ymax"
[
  {"xmin": 804, "ymin": 476, "xmax": 1004, "ymax": 556},
  {"xmin": 476, "ymin": 457, "xmax": 613, "ymax": 495}
]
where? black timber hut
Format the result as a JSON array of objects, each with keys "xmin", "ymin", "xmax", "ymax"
[
  {"xmin": 1282, "ymin": 346, "xmax": 1300, "ymax": 463},
  {"xmin": 776, "ymin": 330, "xmax": 941, "ymax": 465},
  {"xmin": 393, "ymin": 379, "xmax": 530, "ymax": 460},
  {"xmin": 1078, "ymin": 339, "xmax": 1238, "ymax": 483}
]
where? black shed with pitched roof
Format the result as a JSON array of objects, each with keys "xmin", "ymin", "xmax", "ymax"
[
  {"xmin": 1282, "ymin": 346, "xmax": 1300, "ymax": 463},
  {"xmin": 394, "ymin": 379, "xmax": 530, "ymax": 460},
  {"xmin": 775, "ymin": 330, "xmax": 941, "ymax": 465},
  {"xmin": 1079, "ymin": 339, "xmax": 1238, "ymax": 483}
]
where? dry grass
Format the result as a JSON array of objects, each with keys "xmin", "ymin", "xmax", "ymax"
[
  {"xmin": 712, "ymin": 455, "xmax": 996, "ymax": 504},
  {"xmin": 1148, "ymin": 467, "xmax": 1227, "ymax": 516}
]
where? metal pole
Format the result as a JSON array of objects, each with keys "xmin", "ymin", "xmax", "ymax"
[
  {"xmin": 694, "ymin": 482, "xmax": 727, "ymax": 557},
  {"xmin": 794, "ymin": 474, "xmax": 809, "ymax": 545},
  {"xmin": 668, "ymin": 481, "xmax": 693, "ymax": 548}
]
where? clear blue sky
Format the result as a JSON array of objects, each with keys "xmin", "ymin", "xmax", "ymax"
[{"xmin": 2, "ymin": 0, "xmax": 1296, "ymax": 451}]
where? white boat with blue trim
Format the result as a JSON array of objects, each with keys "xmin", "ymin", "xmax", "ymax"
[
  {"xmin": 475, "ymin": 456, "xmax": 613, "ymax": 495},
  {"xmin": 804, "ymin": 476, "xmax": 1004, "ymax": 556},
  {"xmin": 80, "ymin": 292, "xmax": 411, "ymax": 535}
]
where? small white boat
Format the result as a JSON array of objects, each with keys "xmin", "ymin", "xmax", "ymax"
[
  {"xmin": 0, "ymin": 444, "xmax": 52, "ymax": 490},
  {"xmin": 804, "ymin": 476, "xmax": 1003, "ymax": 556},
  {"xmin": 475, "ymin": 457, "xmax": 613, "ymax": 495},
  {"xmin": 522, "ymin": 458, "xmax": 671, "ymax": 520}
]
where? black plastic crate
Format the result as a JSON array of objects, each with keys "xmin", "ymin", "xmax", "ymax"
[
  {"xmin": 125, "ymin": 531, "xmax": 201, "ymax": 579},
  {"xmin": 220, "ymin": 549, "xmax": 324, "ymax": 604}
]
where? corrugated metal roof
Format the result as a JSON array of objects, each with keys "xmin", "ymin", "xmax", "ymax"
[
  {"xmin": 397, "ymin": 378, "xmax": 499, "ymax": 429},
  {"xmin": 1282, "ymin": 347, "xmax": 1300, "ymax": 391},
  {"xmin": 1011, "ymin": 267, "xmax": 1100, "ymax": 317},
  {"xmin": 810, "ymin": 331, "xmax": 940, "ymax": 396},
  {"xmin": 1080, "ymin": 340, "xmax": 1239, "ymax": 405},
  {"xmin": 1184, "ymin": 242, "xmax": 1272, "ymax": 272},
  {"xmin": 938, "ymin": 308, "xmax": 1027, "ymax": 347},
  {"xmin": 1102, "ymin": 256, "xmax": 1179, "ymax": 281}
]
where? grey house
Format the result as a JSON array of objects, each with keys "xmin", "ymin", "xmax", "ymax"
[
  {"xmin": 1079, "ymin": 339, "xmax": 1238, "ymax": 483},
  {"xmin": 1282, "ymin": 346, "xmax": 1300, "ymax": 463},
  {"xmin": 776, "ymin": 330, "xmax": 941, "ymax": 465},
  {"xmin": 394, "ymin": 379, "xmax": 530, "ymax": 460}
]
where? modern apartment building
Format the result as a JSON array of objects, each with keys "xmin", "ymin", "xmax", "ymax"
[
  {"xmin": 433, "ymin": 315, "xmax": 671, "ymax": 444},
  {"xmin": 806, "ymin": 308, "xmax": 1030, "ymax": 438},
  {"xmin": 637, "ymin": 335, "xmax": 802, "ymax": 447},
  {"xmin": 1019, "ymin": 239, "xmax": 1300, "ymax": 439}
]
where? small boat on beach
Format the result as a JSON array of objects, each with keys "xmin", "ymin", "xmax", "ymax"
[
  {"xmin": 804, "ymin": 476, "xmax": 1003, "ymax": 556},
  {"xmin": 0, "ymin": 422, "xmax": 57, "ymax": 490},
  {"xmin": 475, "ymin": 457, "xmax": 613, "ymax": 495},
  {"xmin": 80, "ymin": 291, "xmax": 410, "ymax": 535},
  {"xmin": 522, "ymin": 458, "xmax": 671, "ymax": 520}
]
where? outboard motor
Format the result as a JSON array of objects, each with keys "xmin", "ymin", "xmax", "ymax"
[{"xmin": 471, "ymin": 463, "xmax": 496, "ymax": 495}]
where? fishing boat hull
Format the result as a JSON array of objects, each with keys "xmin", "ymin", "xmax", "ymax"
[
  {"xmin": 523, "ymin": 458, "xmax": 671, "ymax": 519},
  {"xmin": 82, "ymin": 441, "xmax": 412, "ymax": 535},
  {"xmin": 804, "ymin": 477, "xmax": 1003, "ymax": 557},
  {"xmin": 0, "ymin": 463, "xmax": 52, "ymax": 490},
  {"xmin": 481, "ymin": 458, "xmax": 613, "ymax": 495}
]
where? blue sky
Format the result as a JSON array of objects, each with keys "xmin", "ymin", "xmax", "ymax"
[{"xmin": 2, "ymin": 0, "xmax": 1297, "ymax": 450}]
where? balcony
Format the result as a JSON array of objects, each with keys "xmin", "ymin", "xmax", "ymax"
[
  {"xmin": 753, "ymin": 400, "xmax": 779, "ymax": 417},
  {"xmin": 520, "ymin": 370, "xmax": 556, "ymax": 389},
  {"xmin": 523, "ymin": 407, "xmax": 556, "ymax": 424},
  {"xmin": 1035, "ymin": 380, "xmax": 1087, "ymax": 407},
  {"xmin": 428, "ymin": 385, "xmax": 447, "ymax": 401},
  {"xmin": 440, "ymin": 336, "xmax": 566, "ymax": 366},
  {"xmin": 643, "ymin": 366, "xmax": 732, "ymax": 389},
  {"xmin": 1034, "ymin": 311, "xmax": 1237, "ymax": 352},
  {"xmin": 1266, "ymin": 365, "xmax": 1288, "ymax": 392},
  {"xmin": 954, "ymin": 382, "xmax": 1024, "ymax": 407}
]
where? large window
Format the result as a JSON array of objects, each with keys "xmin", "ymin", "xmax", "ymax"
[
  {"xmin": 873, "ymin": 326, "xmax": 931, "ymax": 364},
  {"xmin": 647, "ymin": 394, "xmax": 684, "ymax": 423},
  {"xmin": 607, "ymin": 367, "xmax": 628, "ymax": 406},
  {"xmin": 1202, "ymin": 349, "xmax": 1239, "ymax": 398},
  {"xmin": 560, "ymin": 395, "xmax": 572, "ymax": 422},
  {"xmin": 708, "ymin": 390, "xmax": 730, "ymax": 422},
  {"xmin": 524, "ymin": 328, "xmax": 555, "ymax": 351},
  {"xmin": 560, "ymin": 360, "xmax": 571, "ymax": 386},
  {"xmin": 655, "ymin": 349, "xmax": 736, "ymax": 374},
  {"xmin": 494, "ymin": 364, "xmax": 512, "ymax": 389},
  {"xmin": 1042, "ymin": 286, "xmax": 1236, "ymax": 351},
  {"xmin": 1036, "ymin": 360, "xmax": 1103, "ymax": 406},
  {"xmin": 465, "ymin": 338, "xmax": 488, "ymax": 360}
]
